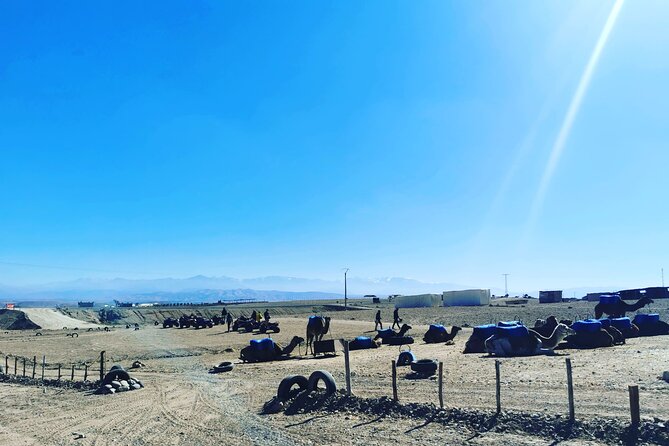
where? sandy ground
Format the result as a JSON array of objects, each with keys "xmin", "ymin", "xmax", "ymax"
[
  {"xmin": 1, "ymin": 302, "xmax": 668, "ymax": 445},
  {"xmin": 21, "ymin": 308, "xmax": 102, "ymax": 330}
]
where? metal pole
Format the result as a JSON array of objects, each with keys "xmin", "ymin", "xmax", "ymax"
[
  {"xmin": 566, "ymin": 358, "xmax": 575, "ymax": 421},
  {"xmin": 629, "ymin": 385, "xmax": 640, "ymax": 425},
  {"xmin": 495, "ymin": 359, "xmax": 501, "ymax": 414},
  {"xmin": 502, "ymin": 274, "xmax": 510, "ymax": 296},
  {"xmin": 344, "ymin": 341, "xmax": 351, "ymax": 396},
  {"xmin": 344, "ymin": 268, "xmax": 349, "ymax": 310},
  {"xmin": 391, "ymin": 360, "xmax": 398, "ymax": 402}
]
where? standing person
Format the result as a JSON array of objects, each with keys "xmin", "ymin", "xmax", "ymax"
[
  {"xmin": 264, "ymin": 309, "xmax": 270, "ymax": 322},
  {"xmin": 250, "ymin": 310, "xmax": 257, "ymax": 322},
  {"xmin": 392, "ymin": 307, "xmax": 401, "ymax": 330},
  {"xmin": 375, "ymin": 310, "xmax": 383, "ymax": 330},
  {"xmin": 221, "ymin": 307, "xmax": 227, "ymax": 317},
  {"xmin": 255, "ymin": 311, "xmax": 262, "ymax": 323},
  {"xmin": 226, "ymin": 313, "xmax": 233, "ymax": 332}
]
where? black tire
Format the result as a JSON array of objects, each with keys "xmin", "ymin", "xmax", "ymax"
[
  {"xmin": 71, "ymin": 333, "xmax": 79, "ymax": 338},
  {"xmin": 35, "ymin": 332, "xmax": 43, "ymax": 336},
  {"xmin": 273, "ymin": 327, "xmax": 281, "ymax": 333},
  {"xmin": 384, "ymin": 336, "xmax": 414, "ymax": 346},
  {"xmin": 212, "ymin": 361, "xmax": 234, "ymax": 373},
  {"xmin": 277, "ymin": 375, "xmax": 309, "ymax": 400},
  {"xmin": 307, "ymin": 370, "xmax": 337, "ymax": 395},
  {"xmin": 397, "ymin": 351, "xmax": 415, "ymax": 366},
  {"xmin": 104, "ymin": 327, "xmax": 110, "ymax": 332},
  {"xmin": 411, "ymin": 359, "xmax": 438, "ymax": 375}
]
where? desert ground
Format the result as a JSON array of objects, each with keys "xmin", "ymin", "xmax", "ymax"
[{"xmin": 1, "ymin": 299, "xmax": 668, "ymax": 445}]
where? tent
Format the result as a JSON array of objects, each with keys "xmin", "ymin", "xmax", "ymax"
[
  {"xmin": 442, "ymin": 289, "xmax": 490, "ymax": 307},
  {"xmin": 394, "ymin": 294, "xmax": 441, "ymax": 309}
]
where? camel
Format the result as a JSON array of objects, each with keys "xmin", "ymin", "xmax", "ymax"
[
  {"xmin": 536, "ymin": 316, "xmax": 625, "ymax": 346},
  {"xmin": 485, "ymin": 324, "xmax": 574, "ymax": 357},
  {"xmin": 594, "ymin": 296, "xmax": 653, "ymax": 319},
  {"xmin": 239, "ymin": 336, "xmax": 304, "ymax": 363},
  {"xmin": 532, "ymin": 316, "xmax": 558, "ymax": 338},
  {"xmin": 306, "ymin": 316, "xmax": 331, "ymax": 354},
  {"xmin": 374, "ymin": 324, "xmax": 412, "ymax": 341},
  {"xmin": 423, "ymin": 325, "xmax": 462, "ymax": 344}
]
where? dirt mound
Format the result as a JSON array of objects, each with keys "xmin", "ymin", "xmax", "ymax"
[
  {"xmin": 20, "ymin": 308, "xmax": 100, "ymax": 329},
  {"xmin": 0, "ymin": 309, "xmax": 41, "ymax": 330}
]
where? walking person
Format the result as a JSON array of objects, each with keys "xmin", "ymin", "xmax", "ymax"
[
  {"xmin": 226, "ymin": 313, "xmax": 233, "ymax": 332},
  {"xmin": 375, "ymin": 310, "xmax": 383, "ymax": 330},
  {"xmin": 264, "ymin": 309, "xmax": 270, "ymax": 322},
  {"xmin": 392, "ymin": 307, "xmax": 401, "ymax": 330}
]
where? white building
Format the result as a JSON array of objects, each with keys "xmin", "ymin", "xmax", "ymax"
[
  {"xmin": 442, "ymin": 289, "xmax": 491, "ymax": 307},
  {"xmin": 394, "ymin": 293, "xmax": 442, "ymax": 309}
]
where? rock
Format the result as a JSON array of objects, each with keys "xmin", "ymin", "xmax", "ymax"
[
  {"xmin": 662, "ymin": 371, "xmax": 669, "ymax": 382},
  {"xmin": 104, "ymin": 384, "xmax": 113, "ymax": 390},
  {"xmin": 131, "ymin": 383, "xmax": 141, "ymax": 390},
  {"xmin": 110, "ymin": 380, "xmax": 121, "ymax": 389},
  {"xmin": 119, "ymin": 380, "xmax": 129, "ymax": 387}
]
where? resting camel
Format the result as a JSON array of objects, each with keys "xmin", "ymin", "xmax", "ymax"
[
  {"xmin": 485, "ymin": 324, "xmax": 574, "ymax": 357},
  {"xmin": 423, "ymin": 326, "xmax": 462, "ymax": 344},
  {"xmin": 536, "ymin": 316, "xmax": 625, "ymax": 346},
  {"xmin": 594, "ymin": 296, "xmax": 653, "ymax": 319},
  {"xmin": 239, "ymin": 336, "xmax": 304, "ymax": 363},
  {"xmin": 306, "ymin": 316, "xmax": 331, "ymax": 354},
  {"xmin": 373, "ymin": 324, "xmax": 412, "ymax": 341}
]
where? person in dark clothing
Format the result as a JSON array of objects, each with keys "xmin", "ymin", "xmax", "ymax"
[
  {"xmin": 250, "ymin": 310, "xmax": 257, "ymax": 321},
  {"xmin": 221, "ymin": 307, "xmax": 227, "ymax": 317},
  {"xmin": 226, "ymin": 313, "xmax": 233, "ymax": 332},
  {"xmin": 392, "ymin": 307, "xmax": 401, "ymax": 329},
  {"xmin": 375, "ymin": 310, "xmax": 383, "ymax": 330},
  {"xmin": 264, "ymin": 309, "xmax": 270, "ymax": 322}
]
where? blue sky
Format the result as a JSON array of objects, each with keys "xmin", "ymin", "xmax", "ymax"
[{"xmin": 1, "ymin": 1, "xmax": 668, "ymax": 291}]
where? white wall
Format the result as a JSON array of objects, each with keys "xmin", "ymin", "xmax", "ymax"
[
  {"xmin": 394, "ymin": 293, "xmax": 441, "ymax": 309},
  {"xmin": 442, "ymin": 289, "xmax": 491, "ymax": 307}
]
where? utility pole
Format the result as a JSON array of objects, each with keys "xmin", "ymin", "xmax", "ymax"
[
  {"xmin": 662, "ymin": 268, "xmax": 665, "ymax": 287},
  {"xmin": 502, "ymin": 274, "xmax": 510, "ymax": 296},
  {"xmin": 344, "ymin": 268, "xmax": 349, "ymax": 310}
]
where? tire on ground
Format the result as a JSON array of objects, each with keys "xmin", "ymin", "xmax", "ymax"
[
  {"xmin": 212, "ymin": 361, "xmax": 234, "ymax": 373},
  {"xmin": 410, "ymin": 359, "xmax": 438, "ymax": 375},
  {"xmin": 307, "ymin": 370, "xmax": 337, "ymax": 395},
  {"xmin": 397, "ymin": 351, "xmax": 415, "ymax": 366},
  {"xmin": 277, "ymin": 375, "xmax": 309, "ymax": 400}
]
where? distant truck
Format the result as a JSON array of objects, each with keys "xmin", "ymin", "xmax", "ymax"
[{"xmin": 78, "ymin": 301, "xmax": 95, "ymax": 308}]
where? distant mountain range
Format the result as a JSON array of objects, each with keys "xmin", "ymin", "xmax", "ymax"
[
  {"xmin": 0, "ymin": 275, "xmax": 621, "ymax": 305},
  {"xmin": 0, "ymin": 275, "xmax": 470, "ymax": 305}
]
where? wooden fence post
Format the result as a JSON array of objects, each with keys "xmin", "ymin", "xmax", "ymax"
[
  {"xmin": 629, "ymin": 385, "xmax": 640, "ymax": 425},
  {"xmin": 343, "ymin": 341, "xmax": 351, "ymax": 396},
  {"xmin": 99, "ymin": 351, "xmax": 106, "ymax": 382},
  {"xmin": 438, "ymin": 361, "xmax": 444, "ymax": 409},
  {"xmin": 41, "ymin": 355, "xmax": 45, "ymax": 381},
  {"xmin": 495, "ymin": 359, "xmax": 501, "ymax": 414},
  {"xmin": 14, "ymin": 357, "xmax": 18, "ymax": 375},
  {"xmin": 32, "ymin": 356, "xmax": 37, "ymax": 379},
  {"xmin": 84, "ymin": 364, "xmax": 88, "ymax": 381},
  {"xmin": 57, "ymin": 364, "xmax": 61, "ymax": 381},
  {"xmin": 71, "ymin": 364, "xmax": 75, "ymax": 381},
  {"xmin": 22, "ymin": 358, "xmax": 26, "ymax": 377},
  {"xmin": 391, "ymin": 360, "xmax": 398, "ymax": 401},
  {"xmin": 4, "ymin": 356, "xmax": 8, "ymax": 374},
  {"xmin": 565, "ymin": 358, "xmax": 575, "ymax": 421}
]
